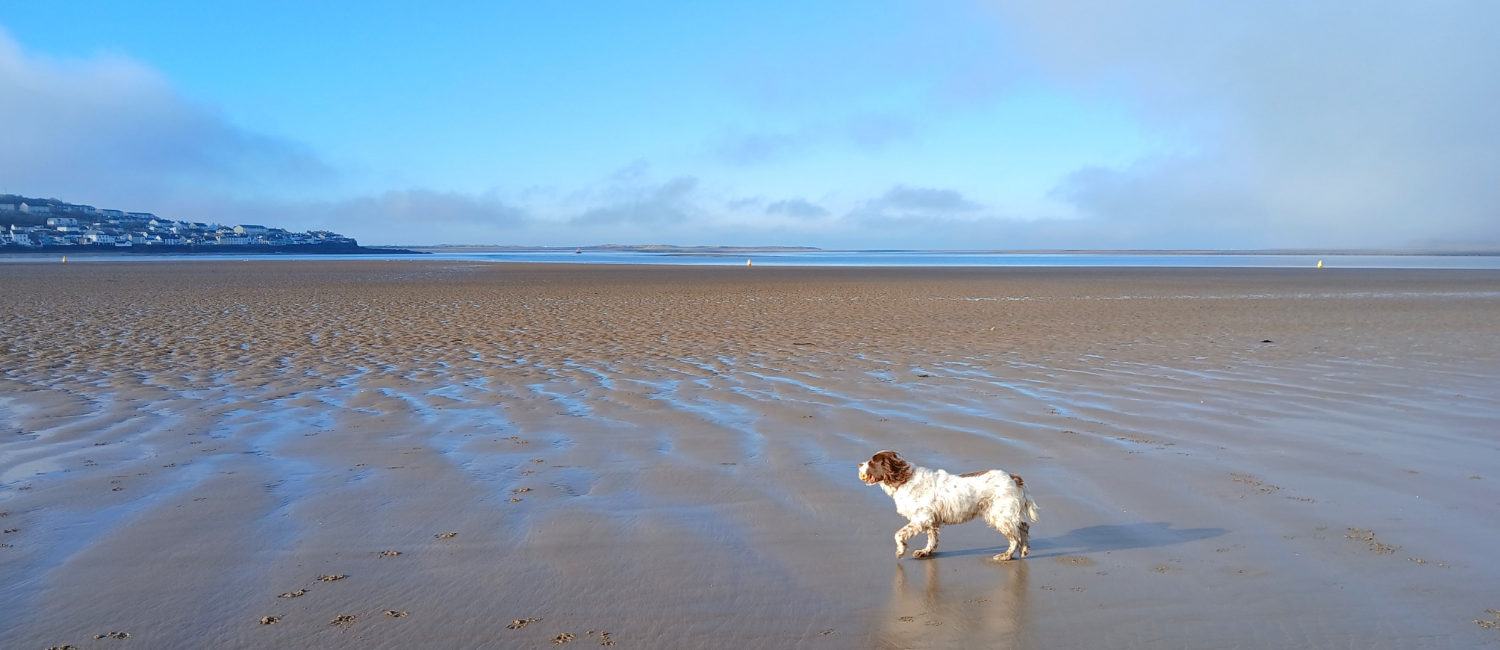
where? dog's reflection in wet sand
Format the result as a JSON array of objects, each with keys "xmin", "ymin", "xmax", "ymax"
[{"xmin": 875, "ymin": 558, "xmax": 1032, "ymax": 650}]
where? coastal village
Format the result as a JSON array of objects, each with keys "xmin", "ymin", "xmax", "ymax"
[{"xmin": 0, "ymin": 195, "xmax": 358, "ymax": 250}]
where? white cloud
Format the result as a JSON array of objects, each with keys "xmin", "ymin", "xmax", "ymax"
[
  {"xmin": 0, "ymin": 28, "xmax": 332, "ymax": 209},
  {"xmin": 991, "ymin": 0, "xmax": 1500, "ymax": 248},
  {"xmin": 848, "ymin": 185, "xmax": 985, "ymax": 224},
  {"xmin": 571, "ymin": 176, "xmax": 701, "ymax": 226},
  {"xmin": 765, "ymin": 198, "xmax": 829, "ymax": 219}
]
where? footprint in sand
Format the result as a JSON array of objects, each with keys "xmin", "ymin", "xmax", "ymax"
[
  {"xmin": 317, "ymin": 574, "xmax": 347, "ymax": 582},
  {"xmin": 378, "ymin": 550, "xmax": 401, "ymax": 557},
  {"xmin": 280, "ymin": 589, "xmax": 307, "ymax": 598},
  {"xmin": 510, "ymin": 498, "xmax": 523, "ymax": 502},
  {"xmin": 436, "ymin": 532, "xmax": 457, "ymax": 539},
  {"xmin": 260, "ymin": 616, "xmax": 281, "ymax": 625},
  {"xmin": 507, "ymin": 617, "xmax": 539, "ymax": 629},
  {"xmin": 330, "ymin": 614, "xmax": 356, "ymax": 631},
  {"xmin": 553, "ymin": 632, "xmax": 575, "ymax": 644},
  {"xmin": 384, "ymin": 610, "xmax": 408, "ymax": 618},
  {"xmin": 93, "ymin": 632, "xmax": 130, "ymax": 639}
]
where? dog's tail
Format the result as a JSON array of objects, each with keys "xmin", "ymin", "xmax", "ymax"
[
  {"xmin": 1009, "ymin": 473, "xmax": 1041, "ymax": 522},
  {"xmin": 1023, "ymin": 488, "xmax": 1040, "ymax": 523}
]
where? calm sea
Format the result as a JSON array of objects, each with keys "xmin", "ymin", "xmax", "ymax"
[{"xmin": 6, "ymin": 250, "xmax": 1500, "ymax": 268}]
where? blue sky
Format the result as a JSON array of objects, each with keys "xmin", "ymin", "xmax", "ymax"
[{"xmin": 3, "ymin": 1, "xmax": 1498, "ymax": 248}]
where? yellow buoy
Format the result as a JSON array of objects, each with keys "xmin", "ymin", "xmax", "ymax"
[
  {"xmin": 1316, "ymin": 260, "xmax": 1323, "ymax": 268},
  {"xmin": 61, "ymin": 255, "xmax": 67, "ymax": 263},
  {"xmin": 747, "ymin": 259, "xmax": 752, "ymax": 267}
]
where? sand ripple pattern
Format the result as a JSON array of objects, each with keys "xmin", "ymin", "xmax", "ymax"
[{"xmin": 2, "ymin": 262, "xmax": 1498, "ymax": 649}]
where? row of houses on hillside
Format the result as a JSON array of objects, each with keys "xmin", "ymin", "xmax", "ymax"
[{"xmin": 1, "ymin": 200, "xmax": 357, "ymax": 249}]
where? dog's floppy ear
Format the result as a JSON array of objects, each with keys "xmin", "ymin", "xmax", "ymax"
[{"xmin": 870, "ymin": 450, "xmax": 912, "ymax": 488}]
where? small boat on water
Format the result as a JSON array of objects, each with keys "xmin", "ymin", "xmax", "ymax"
[{"xmin": 575, "ymin": 248, "xmax": 582, "ymax": 254}]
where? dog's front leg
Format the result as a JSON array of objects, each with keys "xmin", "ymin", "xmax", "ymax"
[
  {"xmin": 894, "ymin": 522, "xmax": 923, "ymax": 558},
  {"xmin": 912, "ymin": 525, "xmax": 939, "ymax": 558}
]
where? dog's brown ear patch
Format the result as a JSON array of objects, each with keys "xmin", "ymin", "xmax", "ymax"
[
  {"xmin": 1010, "ymin": 474, "xmax": 1025, "ymax": 488},
  {"xmin": 871, "ymin": 451, "xmax": 913, "ymax": 489}
]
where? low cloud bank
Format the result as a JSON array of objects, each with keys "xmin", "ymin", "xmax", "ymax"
[
  {"xmin": 992, "ymin": 0, "xmax": 1500, "ymax": 248},
  {"xmin": 0, "ymin": 29, "xmax": 331, "ymax": 211}
]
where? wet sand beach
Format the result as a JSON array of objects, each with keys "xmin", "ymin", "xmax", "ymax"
[{"xmin": 2, "ymin": 261, "xmax": 1498, "ymax": 649}]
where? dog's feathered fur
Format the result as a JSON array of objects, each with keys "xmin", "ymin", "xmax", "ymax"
[{"xmin": 858, "ymin": 450, "xmax": 1040, "ymax": 561}]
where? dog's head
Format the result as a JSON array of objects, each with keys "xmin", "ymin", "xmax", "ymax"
[{"xmin": 858, "ymin": 450, "xmax": 912, "ymax": 488}]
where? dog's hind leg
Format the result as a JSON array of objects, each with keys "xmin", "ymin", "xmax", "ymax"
[
  {"xmin": 1018, "ymin": 521, "xmax": 1030, "ymax": 558},
  {"xmin": 912, "ymin": 525, "xmax": 939, "ymax": 559},
  {"xmin": 995, "ymin": 531, "xmax": 1019, "ymax": 562},
  {"xmin": 992, "ymin": 520, "xmax": 1021, "ymax": 561}
]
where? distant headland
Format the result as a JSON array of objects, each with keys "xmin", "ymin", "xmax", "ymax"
[
  {"xmin": 414, "ymin": 244, "xmax": 823, "ymax": 255},
  {"xmin": 0, "ymin": 195, "xmax": 423, "ymax": 255}
]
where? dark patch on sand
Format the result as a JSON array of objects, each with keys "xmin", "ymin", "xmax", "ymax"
[
  {"xmin": 1231, "ymin": 473, "xmax": 1281, "ymax": 494},
  {"xmin": 1345, "ymin": 528, "xmax": 1400, "ymax": 554},
  {"xmin": 1475, "ymin": 610, "xmax": 1500, "ymax": 629}
]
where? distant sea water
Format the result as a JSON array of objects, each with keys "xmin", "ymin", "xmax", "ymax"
[{"xmin": 6, "ymin": 249, "xmax": 1500, "ymax": 268}]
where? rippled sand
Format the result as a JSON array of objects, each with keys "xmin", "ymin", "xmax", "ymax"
[{"xmin": 2, "ymin": 261, "xmax": 1498, "ymax": 649}]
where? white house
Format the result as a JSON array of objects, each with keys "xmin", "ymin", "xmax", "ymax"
[
  {"xmin": 234, "ymin": 224, "xmax": 270, "ymax": 236},
  {"xmin": 46, "ymin": 217, "xmax": 79, "ymax": 227},
  {"xmin": 1, "ymin": 231, "xmax": 34, "ymax": 246}
]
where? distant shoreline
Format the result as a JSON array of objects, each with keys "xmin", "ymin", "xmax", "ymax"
[{"xmin": 406, "ymin": 245, "xmax": 1500, "ymax": 256}]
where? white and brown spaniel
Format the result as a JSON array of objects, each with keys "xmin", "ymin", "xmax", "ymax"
[{"xmin": 859, "ymin": 450, "xmax": 1040, "ymax": 561}]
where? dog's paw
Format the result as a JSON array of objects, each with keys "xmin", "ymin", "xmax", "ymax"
[
  {"xmin": 895, "ymin": 548, "xmax": 906, "ymax": 558},
  {"xmin": 993, "ymin": 553, "xmax": 1014, "ymax": 562},
  {"xmin": 912, "ymin": 549, "xmax": 930, "ymax": 559}
]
